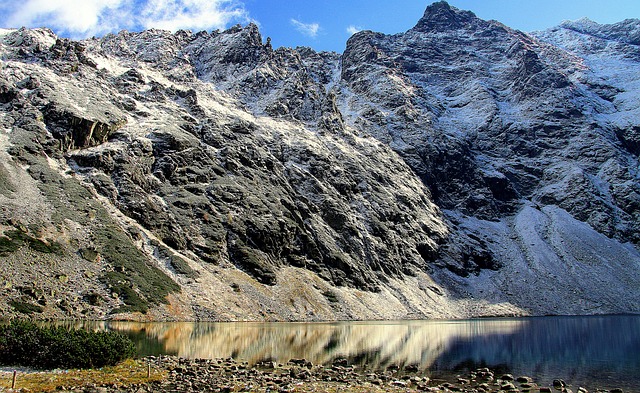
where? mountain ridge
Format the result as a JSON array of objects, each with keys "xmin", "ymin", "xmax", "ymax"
[{"xmin": 1, "ymin": 2, "xmax": 639, "ymax": 320}]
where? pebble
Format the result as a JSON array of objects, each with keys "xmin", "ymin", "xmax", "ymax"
[
  {"xmin": 517, "ymin": 376, "xmax": 533, "ymax": 384},
  {"xmin": 554, "ymin": 379, "xmax": 567, "ymax": 389},
  {"xmin": 46, "ymin": 355, "xmax": 619, "ymax": 393}
]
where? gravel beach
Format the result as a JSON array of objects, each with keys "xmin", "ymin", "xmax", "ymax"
[{"xmin": 34, "ymin": 356, "xmax": 625, "ymax": 393}]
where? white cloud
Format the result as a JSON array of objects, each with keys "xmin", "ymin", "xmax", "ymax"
[
  {"xmin": 1, "ymin": 0, "xmax": 249, "ymax": 38},
  {"xmin": 4, "ymin": 0, "xmax": 127, "ymax": 37},
  {"xmin": 290, "ymin": 18, "xmax": 320, "ymax": 38},
  {"xmin": 138, "ymin": 0, "xmax": 248, "ymax": 32},
  {"xmin": 346, "ymin": 25, "xmax": 362, "ymax": 35}
]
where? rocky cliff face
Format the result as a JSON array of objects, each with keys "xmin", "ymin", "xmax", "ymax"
[{"xmin": 1, "ymin": 1, "xmax": 639, "ymax": 320}]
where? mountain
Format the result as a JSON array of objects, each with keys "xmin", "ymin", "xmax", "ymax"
[{"xmin": 1, "ymin": 1, "xmax": 639, "ymax": 321}]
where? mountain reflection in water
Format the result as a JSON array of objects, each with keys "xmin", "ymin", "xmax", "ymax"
[
  {"xmin": 72, "ymin": 319, "xmax": 522, "ymax": 368},
  {"xmin": 65, "ymin": 315, "xmax": 640, "ymax": 392}
]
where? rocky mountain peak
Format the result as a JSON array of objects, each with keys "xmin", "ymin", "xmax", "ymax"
[
  {"xmin": 552, "ymin": 17, "xmax": 640, "ymax": 46},
  {"xmin": 1, "ymin": 4, "xmax": 640, "ymax": 321},
  {"xmin": 224, "ymin": 22, "xmax": 264, "ymax": 47},
  {"xmin": 412, "ymin": 1, "xmax": 479, "ymax": 32}
]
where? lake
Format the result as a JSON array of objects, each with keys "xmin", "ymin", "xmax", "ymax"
[{"xmin": 66, "ymin": 315, "xmax": 640, "ymax": 392}]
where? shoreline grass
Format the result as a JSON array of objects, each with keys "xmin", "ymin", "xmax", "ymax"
[{"xmin": 0, "ymin": 359, "xmax": 165, "ymax": 392}]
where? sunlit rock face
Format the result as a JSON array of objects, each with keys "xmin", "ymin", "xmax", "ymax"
[
  {"xmin": 0, "ymin": 1, "xmax": 639, "ymax": 321},
  {"xmin": 338, "ymin": 2, "xmax": 640, "ymax": 313}
]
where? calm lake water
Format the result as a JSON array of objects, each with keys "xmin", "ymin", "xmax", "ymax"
[{"xmin": 66, "ymin": 315, "xmax": 640, "ymax": 392}]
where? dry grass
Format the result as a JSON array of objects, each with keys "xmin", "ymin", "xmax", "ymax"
[{"xmin": 0, "ymin": 359, "xmax": 166, "ymax": 392}]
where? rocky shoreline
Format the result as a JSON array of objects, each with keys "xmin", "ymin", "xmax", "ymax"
[{"xmin": 51, "ymin": 356, "xmax": 626, "ymax": 393}]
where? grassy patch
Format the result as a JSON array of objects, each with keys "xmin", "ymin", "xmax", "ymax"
[
  {"xmin": 168, "ymin": 254, "xmax": 199, "ymax": 279},
  {"xmin": 96, "ymin": 224, "xmax": 180, "ymax": 313},
  {"xmin": 0, "ymin": 164, "xmax": 15, "ymax": 196},
  {"xmin": 9, "ymin": 300, "xmax": 44, "ymax": 314},
  {"xmin": 155, "ymin": 242, "xmax": 199, "ymax": 278},
  {"xmin": 0, "ymin": 236, "xmax": 21, "ymax": 256},
  {"xmin": 24, "ymin": 236, "xmax": 63, "ymax": 254},
  {"xmin": 322, "ymin": 290, "xmax": 339, "ymax": 303},
  {"xmin": 79, "ymin": 247, "xmax": 100, "ymax": 262},
  {"xmin": 102, "ymin": 272, "xmax": 149, "ymax": 314},
  {"xmin": 26, "ymin": 159, "xmax": 180, "ymax": 314},
  {"xmin": 0, "ymin": 358, "xmax": 164, "ymax": 392},
  {"xmin": 0, "ymin": 230, "xmax": 62, "ymax": 256}
]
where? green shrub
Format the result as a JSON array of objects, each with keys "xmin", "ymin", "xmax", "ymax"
[
  {"xmin": 9, "ymin": 300, "xmax": 44, "ymax": 314},
  {"xmin": 95, "ymin": 225, "xmax": 180, "ymax": 313},
  {"xmin": 168, "ymin": 254, "xmax": 199, "ymax": 279},
  {"xmin": 322, "ymin": 290, "xmax": 339, "ymax": 303},
  {"xmin": 0, "ymin": 165, "xmax": 15, "ymax": 196},
  {"xmin": 0, "ymin": 321, "xmax": 136, "ymax": 369},
  {"xmin": 28, "ymin": 158, "xmax": 179, "ymax": 313},
  {"xmin": 103, "ymin": 272, "xmax": 149, "ymax": 314},
  {"xmin": 24, "ymin": 236, "xmax": 62, "ymax": 253},
  {"xmin": 0, "ymin": 230, "xmax": 63, "ymax": 255},
  {"xmin": 0, "ymin": 236, "xmax": 21, "ymax": 256}
]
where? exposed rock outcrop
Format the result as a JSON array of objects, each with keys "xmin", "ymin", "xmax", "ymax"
[{"xmin": 0, "ymin": 2, "xmax": 639, "ymax": 320}]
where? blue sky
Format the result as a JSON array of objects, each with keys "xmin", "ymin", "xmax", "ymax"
[{"xmin": 1, "ymin": 0, "xmax": 639, "ymax": 52}]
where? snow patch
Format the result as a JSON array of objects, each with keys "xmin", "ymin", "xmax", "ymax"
[
  {"xmin": 0, "ymin": 29, "xmax": 16, "ymax": 39},
  {"xmin": 89, "ymin": 54, "xmax": 128, "ymax": 74}
]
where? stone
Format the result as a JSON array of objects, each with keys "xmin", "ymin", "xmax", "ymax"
[
  {"xmin": 85, "ymin": 388, "xmax": 109, "ymax": 393},
  {"xmin": 517, "ymin": 376, "xmax": 533, "ymax": 384},
  {"xmin": 332, "ymin": 358, "xmax": 348, "ymax": 367},
  {"xmin": 405, "ymin": 364, "xmax": 420, "ymax": 372},
  {"xmin": 42, "ymin": 357, "xmax": 591, "ymax": 393},
  {"xmin": 554, "ymin": 380, "xmax": 567, "ymax": 390}
]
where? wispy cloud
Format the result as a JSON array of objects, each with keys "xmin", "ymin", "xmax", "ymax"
[
  {"xmin": 290, "ymin": 18, "xmax": 320, "ymax": 38},
  {"xmin": 3, "ymin": 0, "xmax": 126, "ymax": 37},
  {"xmin": 137, "ymin": 0, "xmax": 248, "ymax": 32},
  {"xmin": 0, "ymin": 0, "xmax": 249, "ymax": 38},
  {"xmin": 346, "ymin": 25, "xmax": 362, "ymax": 35}
]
